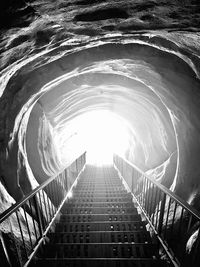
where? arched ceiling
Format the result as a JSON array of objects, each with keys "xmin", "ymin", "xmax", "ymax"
[{"xmin": 0, "ymin": 1, "xmax": 200, "ymax": 208}]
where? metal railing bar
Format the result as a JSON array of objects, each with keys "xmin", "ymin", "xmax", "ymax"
[
  {"xmin": 170, "ymin": 202, "xmax": 178, "ymax": 237},
  {"xmin": 114, "ymin": 162, "xmax": 180, "ymax": 267},
  {"xmin": 33, "ymin": 195, "xmax": 43, "ymax": 237},
  {"xmin": 0, "ymin": 176, "xmax": 56, "ymax": 224},
  {"xmin": 0, "ymin": 154, "xmax": 86, "ymax": 224},
  {"xmin": 115, "ymin": 155, "xmax": 200, "ymax": 221},
  {"xmin": 155, "ymin": 190, "xmax": 161, "ymax": 230},
  {"xmin": 158, "ymin": 193, "xmax": 166, "ymax": 235},
  {"xmin": 47, "ymin": 185, "xmax": 54, "ymax": 218},
  {"xmin": 187, "ymin": 214, "xmax": 193, "ymax": 232},
  {"xmin": 0, "ymin": 230, "xmax": 12, "ymax": 266},
  {"xmin": 46, "ymin": 186, "xmax": 53, "ymax": 220},
  {"xmin": 164, "ymin": 197, "xmax": 172, "ymax": 239},
  {"xmin": 152, "ymin": 186, "xmax": 158, "ymax": 226},
  {"xmin": 23, "ymin": 164, "xmax": 86, "ymax": 267},
  {"xmin": 15, "ymin": 211, "xmax": 28, "ymax": 259},
  {"xmin": 41, "ymin": 190, "xmax": 49, "ymax": 223},
  {"xmin": 23, "ymin": 206, "xmax": 33, "ymax": 250},
  {"xmin": 28, "ymin": 200, "xmax": 38, "ymax": 241}
]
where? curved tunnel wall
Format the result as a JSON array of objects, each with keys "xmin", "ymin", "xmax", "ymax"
[{"xmin": 0, "ymin": 35, "xmax": 200, "ymax": 211}]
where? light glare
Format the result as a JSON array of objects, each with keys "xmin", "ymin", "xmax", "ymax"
[{"xmin": 58, "ymin": 110, "xmax": 130, "ymax": 166}]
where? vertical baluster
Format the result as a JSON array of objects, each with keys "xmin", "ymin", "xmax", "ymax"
[
  {"xmin": 46, "ymin": 185, "xmax": 53, "ymax": 221},
  {"xmin": 28, "ymin": 199, "xmax": 38, "ymax": 242},
  {"xmin": 158, "ymin": 192, "xmax": 166, "ymax": 236},
  {"xmin": 138, "ymin": 175, "xmax": 141, "ymax": 205},
  {"xmin": 131, "ymin": 169, "xmax": 134, "ymax": 193},
  {"xmin": 48, "ymin": 183, "xmax": 55, "ymax": 218},
  {"xmin": 144, "ymin": 177, "xmax": 148, "ymax": 211},
  {"xmin": 178, "ymin": 207, "xmax": 184, "ymax": 237},
  {"xmin": 22, "ymin": 204, "xmax": 33, "ymax": 251},
  {"xmin": 53, "ymin": 180, "xmax": 58, "ymax": 211},
  {"xmin": 61, "ymin": 172, "xmax": 65, "ymax": 192},
  {"xmin": 75, "ymin": 159, "xmax": 78, "ymax": 173},
  {"xmin": 141, "ymin": 176, "xmax": 145, "ymax": 208},
  {"xmin": 138, "ymin": 177, "xmax": 142, "ymax": 204},
  {"xmin": 141, "ymin": 176, "xmax": 145, "ymax": 207},
  {"xmin": 0, "ymin": 230, "xmax": 12, "ymax": 267},
  {"xmin": 155, "ymin": 190, "xmax": 161, "ymax": 231},
  {"xmin": 61, "ymin": 173, "xmax": 65, "ymax": 206},
  {"xmin": 152, "ymin": 186, "xmax": 158, "ymax": 225},
  {"xmin": 147, "ymin": 181, "xmax": 153, "ymax": 217},
  {"xmin": 47, "ymin": 185, "xmax": 54, "ymax": 219},
  {"xmin": 170, "ymin": 202, "xmax": 178, "ymax": 237},
  {"xmin": 39, "ymin": 191, "xmax": 47, "ymax": 230},
  {"xmin": 187, "ymin": 214, "xmax": 193, "ymax": 233},
  {"xmin": 16, "ymin": 210, "xmax": 28, "ymax": 261},
  {"xmin": 42, "ymin": 190, "xmax": 49, "ymax": 224},
  {"xmin": 9, "ymin": 215, "xmax": 24, "ymax": 267},
  {"xmin": 191, "ymin": 227, "xmax": 200, "ymax": 266},
  {"xmin": 149, "ymin": 184, "xmax": 154, "ymax": 216},
  {"xmin": 60, "ymin": 173, "xmax": 64, "ymax": 202},
  {"xmin": 164, "ymin": 197, "xmax": 171, "ymax": 240},
  {"xmin": 146, "ymin": 180, "xmax": 150, "ymax": 215},
  {"xmin": 33, "ymin": 194, "xmax": 44, "ymax": 237}
]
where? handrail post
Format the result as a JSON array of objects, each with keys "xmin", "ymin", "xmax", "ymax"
[
  {"xmin": 191, "ymin": 227, "xmax": 200, "ymax": 265},
  {"xmin": 0, "ymin": 231, "xmax": 12, "ymax": 267},
  {"xmin": 158, "ymin": 193, "xmax": 166, "ymax": 235}
]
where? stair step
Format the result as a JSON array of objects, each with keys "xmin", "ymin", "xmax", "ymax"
[
  {"xmin": 31, "ymin": 166, "xmax": 166, "ymax": 267},
  {"xmin": 68, "ymin": 196, "xmax": 133, "ymax": 202},
  {"xmin": 78, "ymin": 183, "xmax": 123, "ymax": 187},
  {"xmin": 43, "ymin": 243, "xmax": 158, "ymax": 258},
  {"xmin": 72, "ymin": 193, "xmax": 131, "ymax": 198},
  {"xmin": 32, "ymin": 258, "xmax": 166, "ymax": 267},
  {"xmin": 64, "ymin": 202, "xmax": 135, "ymax": 208},
  {"xmin": 56, "ymin": 221, "xmax": 146, "ymax": 232},
  {"xmin": 75, "ymin": 185, "xmax": 125, "ymax": 189},
  {"xmin": 48, "ymin": 231, "xmax": 152, "ymax": 243},
  {"xmin": 59, "ymin": 214, "xmax": 140, "ymax": 222},
  {"xmin": 73, "ymin": 189, "xmax": 127, "ymax": 193},
  {"xmin": 61, "ymin": 207, "xmax": 137, "ymax": 214}
]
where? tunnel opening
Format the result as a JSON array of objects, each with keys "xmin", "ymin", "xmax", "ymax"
[
  {"xmin": 1, "ymin": 32, "xmax": 200, "ymax": 266},
  {"xmin": 25, "ymin": 69, "xmax": 177, "ymax": 191},
  {"xmin": 22, "ymin": 74, "xmax": 179, "ymax": 239}
]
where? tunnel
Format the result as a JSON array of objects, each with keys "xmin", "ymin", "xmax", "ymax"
[{"xmin": 1, "ymin": 1, "xmax": 200, "ymax": 267}]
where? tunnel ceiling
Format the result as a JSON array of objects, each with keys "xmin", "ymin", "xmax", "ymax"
[
  {"xmin": 38, "ymin": 63, "xmax": 176, "ymax": 169},
  {"xmin": 0, "ymin": 0, "xmax": 200, "ymax": 208}
]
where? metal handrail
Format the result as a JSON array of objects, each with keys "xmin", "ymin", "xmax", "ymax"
[
  {"xmin": 116, "ymin": 155, "xmax": 200, "ymax": 221},
  {"xmin": 0, "ymin": 152, "xmax": 86, "ymax": 267},
  {"xmin": 114, "ymin": 154, "xmax": 200, "ymax": 267}
]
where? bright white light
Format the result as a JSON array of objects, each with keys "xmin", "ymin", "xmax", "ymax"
[
  {"xmin": 83, "ymin": 111, "xmax": 129, "ymax": 165},
  {"xmin": 57, "ymin": 110, "xmax": 131, "ymax": 166},
  {"xmin": 67, "ymin": 190, "xmax": 73, "ymax": 199}
]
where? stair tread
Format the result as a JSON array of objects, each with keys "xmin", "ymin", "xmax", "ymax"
[
  {"xmin": 43, "ymin": 243, "xmax": 158, "ymax": 258},
  {"xmin": 32, "ymin": 166, "xmax": 165, "ymax": 266},
  {"xmin": 34, "ymin": 258, "xmax": 167, "ymax": 267},
  {"xmin": 48, "ymin": 231, "xmax": 152, "ymax": 244},
  {"xmin": 60, "ymin": 213, "xmax": 139, "ymax": 216},
  {"xmin": 49, "ymin": 230, "xmax": 149, "ymax": 233}
]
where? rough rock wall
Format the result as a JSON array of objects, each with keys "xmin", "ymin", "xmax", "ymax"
[
  {"xmin": 0, "ymin": 0, "xmax": 200, "ymax": 211},
  {"xmin": 26, "ymin": 101, "xmax": 62, "ymax": 184}
]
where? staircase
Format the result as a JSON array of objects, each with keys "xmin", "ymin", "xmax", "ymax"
[{"xmin": 32, "ymin": 165, "xmax": 167, "ymax": 267}]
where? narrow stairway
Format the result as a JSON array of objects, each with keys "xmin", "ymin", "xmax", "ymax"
[{"xmin": 33, "ymin": 165, "xmax": 166, "ymax": 267}]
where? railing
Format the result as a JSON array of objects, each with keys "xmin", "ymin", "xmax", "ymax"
[
  {"xmin": 114, "ymin": 154, "xmax": 200, "ymax": 267},
  {"xmin": 0, "ymin": 152, "xmax": 86, "ymax": 267}
]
